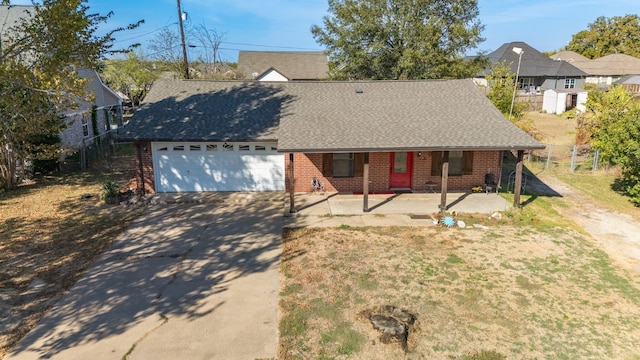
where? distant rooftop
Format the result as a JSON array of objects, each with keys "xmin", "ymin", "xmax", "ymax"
[{"xmin": 237, "ymin": 51, "xmax": 329, "ymax": 80}]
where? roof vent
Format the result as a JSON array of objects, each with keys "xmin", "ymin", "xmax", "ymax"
[{"xmin": 355, "ymin": 88, "xmax": 363, "ymax": 94}]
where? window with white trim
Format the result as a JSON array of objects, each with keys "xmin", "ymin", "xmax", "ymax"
[
  {"xmin": 81, "ymin": 115, "xmax": 89, "ymax": 137},
  {"xmin": 564, "ymin": 78, "xmax": 576, "ymax": 89}
]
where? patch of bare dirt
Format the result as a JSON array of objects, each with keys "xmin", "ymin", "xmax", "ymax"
[{"xmin": 536, "ymin": 174, "xmax": 640, "ymax": 277}]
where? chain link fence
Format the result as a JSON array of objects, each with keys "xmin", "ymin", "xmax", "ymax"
[
  {"xmin": 60, "ymin": 130, "xmax": 134, "ymax": 174},
  {"xmin": 526, "ymin": 144, "xmax": 602, "ymax": 173}
]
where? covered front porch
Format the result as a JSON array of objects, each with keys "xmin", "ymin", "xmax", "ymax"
[
  {"xmin": 285, "ymin": 150, "xmax": 529, "ymax": 214},
  {"xmin": 283, "ymin": 191, "xmax": 510, "ymax": 227}
]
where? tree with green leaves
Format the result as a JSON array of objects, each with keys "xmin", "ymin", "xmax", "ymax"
[
  {"xmin": 311, "ymin": 0, "xmax": 486, "ymax": 80},
  {"xmin": 0, "ymin": 0, "xmax": 141, "ymax": 190},
  {"xmin": 100, "ymin": 52, "xmax": 158, "ymax": 109},
  {"xmin": 484, "ymin": 61, "xmax": 522, "ymax": 118},
  {"xmin": 584, "ymin": 86, "xmax": 640, "ymax": 205},
  {"xmin": 483, "ymin": 61, "xmax": 538, "ymax": 138},
  {"xmin": 566, "ymin": 14, "xmax": 640, "ymax": 59}
]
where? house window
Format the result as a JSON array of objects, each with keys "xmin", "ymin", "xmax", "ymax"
[
  {"xmin": 189, "ymin": 144, "xmax": 201, "ymax": 151},
  {"xmin": 431, "ymin": 151, "xmax": 474, "ymax": 177},
  {"xmin": 206, "ymin": 144, "xmax": 217, "ymax": 151},
  {"xmin": 323, "ymin": 153, "xmax": 365, "ymax": 178},
  {"xmin": 518, "ymin": 77, "xmax": 535, "ymax": 90},
  {"xmin": 81, "ymin": 115, "xmax": 89, "ymax": 137},
  {"xmin": 564, "ymin": 78, "xmax": 576, "ymax": 89},
  {"xmin": 239, "ymin": 145, "xmax": 250, "ymax": 151},
  {"xmin": 173, "ymin": 145, "xmax": 185, "ymax": 151},
  {"xmin": 449, "ymin": 151, "xmax": 463, "ymax": 176},
  {"xmin": 333, "ymin": 153, "xmax": 354, "ymax": 177}
]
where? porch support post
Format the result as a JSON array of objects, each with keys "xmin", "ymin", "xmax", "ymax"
[
  {"xmin": 439, "ymin": 151, "xmax": 449, "ymax": 213},
  {"xmin": 288, "ymin": 153, "xmax": 296, "ymax": 213},
  {"xmin": 363, "ymin": 152, "xmax": 370, "ymax": 212},
  {"xmin": 514, "ymin": 150, "xmax": 524, "ymax": 208}
]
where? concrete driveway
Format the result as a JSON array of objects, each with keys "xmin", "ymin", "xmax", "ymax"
[{"xmin": 6, "ymin": 195, "xmax": 283, "ymax": 360}]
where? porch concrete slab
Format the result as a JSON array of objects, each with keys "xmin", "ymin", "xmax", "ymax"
[
  {"xmin": 320, "ymin": 216, "xmax": 367, "ymax": 228},
  {"xmin": 286, "ymin": 192, "xmax": 510, "ymax": 217},
  {"xmin": 284, "ymin": 192, "xmax": 510, "ymax": 228}
]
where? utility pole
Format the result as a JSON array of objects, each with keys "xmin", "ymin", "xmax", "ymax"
[{"xmin": 176, "ymin": 0, "xmax": 189, "ymax": 79}]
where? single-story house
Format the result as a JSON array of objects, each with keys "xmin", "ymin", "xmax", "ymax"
[
  {"xmin": 237, "ymin": 51, "xmax": 329, "ymax": 81},
  {"xmin": 614, "ymin": 75, "xmax": 640, "ymax": 94},
  {"xmin": 119, "ymin": 78, "xmax": 544, "ymax": 210}
]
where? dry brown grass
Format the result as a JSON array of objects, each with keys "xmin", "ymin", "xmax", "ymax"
[
  {"xmin": 526, "ymin": 111, "xmax": 578, "ymax": 145},
  {"xmin": 279, "ymin": 224, "xmax": 640, "ymax": 359},
  {"xmin": 0, "ymin": 171, "xmax": 145, "ymax": 357}
]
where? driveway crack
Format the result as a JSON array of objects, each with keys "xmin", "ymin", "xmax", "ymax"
[{"xmin": 122, "ymin": 224, "xmax": 209, "ymax": 359}]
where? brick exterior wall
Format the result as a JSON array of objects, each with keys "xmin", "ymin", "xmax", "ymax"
[
  {"xmin": 286, "ymin": 151, "xmax": 501, "ymax": 193},
  {"xmin": 133, "ymin": 141, "xmax": 155, "ymax": 194},
  {"xmin": 135, "ymin": 147, "xmax": 501, "ymax": 194}
]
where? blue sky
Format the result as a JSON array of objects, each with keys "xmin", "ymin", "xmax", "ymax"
[{"xmin": 10, "ymin": 0, "xmax": 640, "ymax": 61}]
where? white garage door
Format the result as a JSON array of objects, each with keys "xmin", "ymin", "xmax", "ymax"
[{"xmin": 152, "ymin": 142, "xmax": 285, "ymax": 192}]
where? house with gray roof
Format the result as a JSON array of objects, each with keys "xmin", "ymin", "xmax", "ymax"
[
  {"xmin": 61, "ymin": 68, "xmax": 124, "ymax": 150},
  {"xmin": 613, "ymin": 74, "xmax": 640, "ymax": 94},
  {"xmin": 475, "ymin": 42, "xmax": 588, "ymax": 114},
  {"xmin": 237, "ymin": 51, "xmax": 329, "ymax": 81},
  {"xmin": 479, "ymin": 41, "xmax": 587, "ymax": 92},
  {"xmin": 119, "ymin": 78, "xmax": 543, "ymax": 209}
]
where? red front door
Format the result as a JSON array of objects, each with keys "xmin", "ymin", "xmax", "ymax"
[{"xmin": 389, "ymin": 152, "xmax": 413, "ymax": 189}]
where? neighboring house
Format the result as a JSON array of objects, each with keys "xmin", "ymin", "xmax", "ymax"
[
  {"xmin": 475, "ymin": 41, "xmax": 588, "ymax": 114},
  {"xmin": 551, "ymin": 51, "xmax": 640, "ymax": 89},
  {"xmin": 477, "ymin": 41, "xmax": 587, "ymax": 92},
  {"xmin": 614, "ymin": 75, "xmax": 640, "ymax": 94},
  {"xmin": 119, "ymin": 78, "xmax": 543, "ymax": 209},
  {"xmin": 60, "ymin": 68, "xmax": 124, "ymax": 150},
  {"xmin": 237, "ymin": 51, "xmax": 329, "ymax": 81},
  {"xmin": 0, "ymin": 5, "xmax": 124, "ymax": 152}
]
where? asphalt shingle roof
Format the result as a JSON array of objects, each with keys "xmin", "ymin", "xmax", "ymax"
[
  {"xmin": 119, "ymin": 80, "xmax": 285, "ymax": 142},
  {"xmin": 237, "ymin": 51, "xmax": 329, "ymax": 80},
  {"xmin": 550, "ymin": 52, "xmax": 640, "ymax": 76},
  {"xmin": 120, "ymin": 79, "xmax": 544, "ymax": 152},
  {"xmin": 486, "ymin": 42, "xmax": 586, "ymax": 78}
]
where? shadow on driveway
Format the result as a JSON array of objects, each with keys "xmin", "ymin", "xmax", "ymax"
[{"xmin": 6, "ymin": 198, "xmax": 282, "ymax": 360}]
